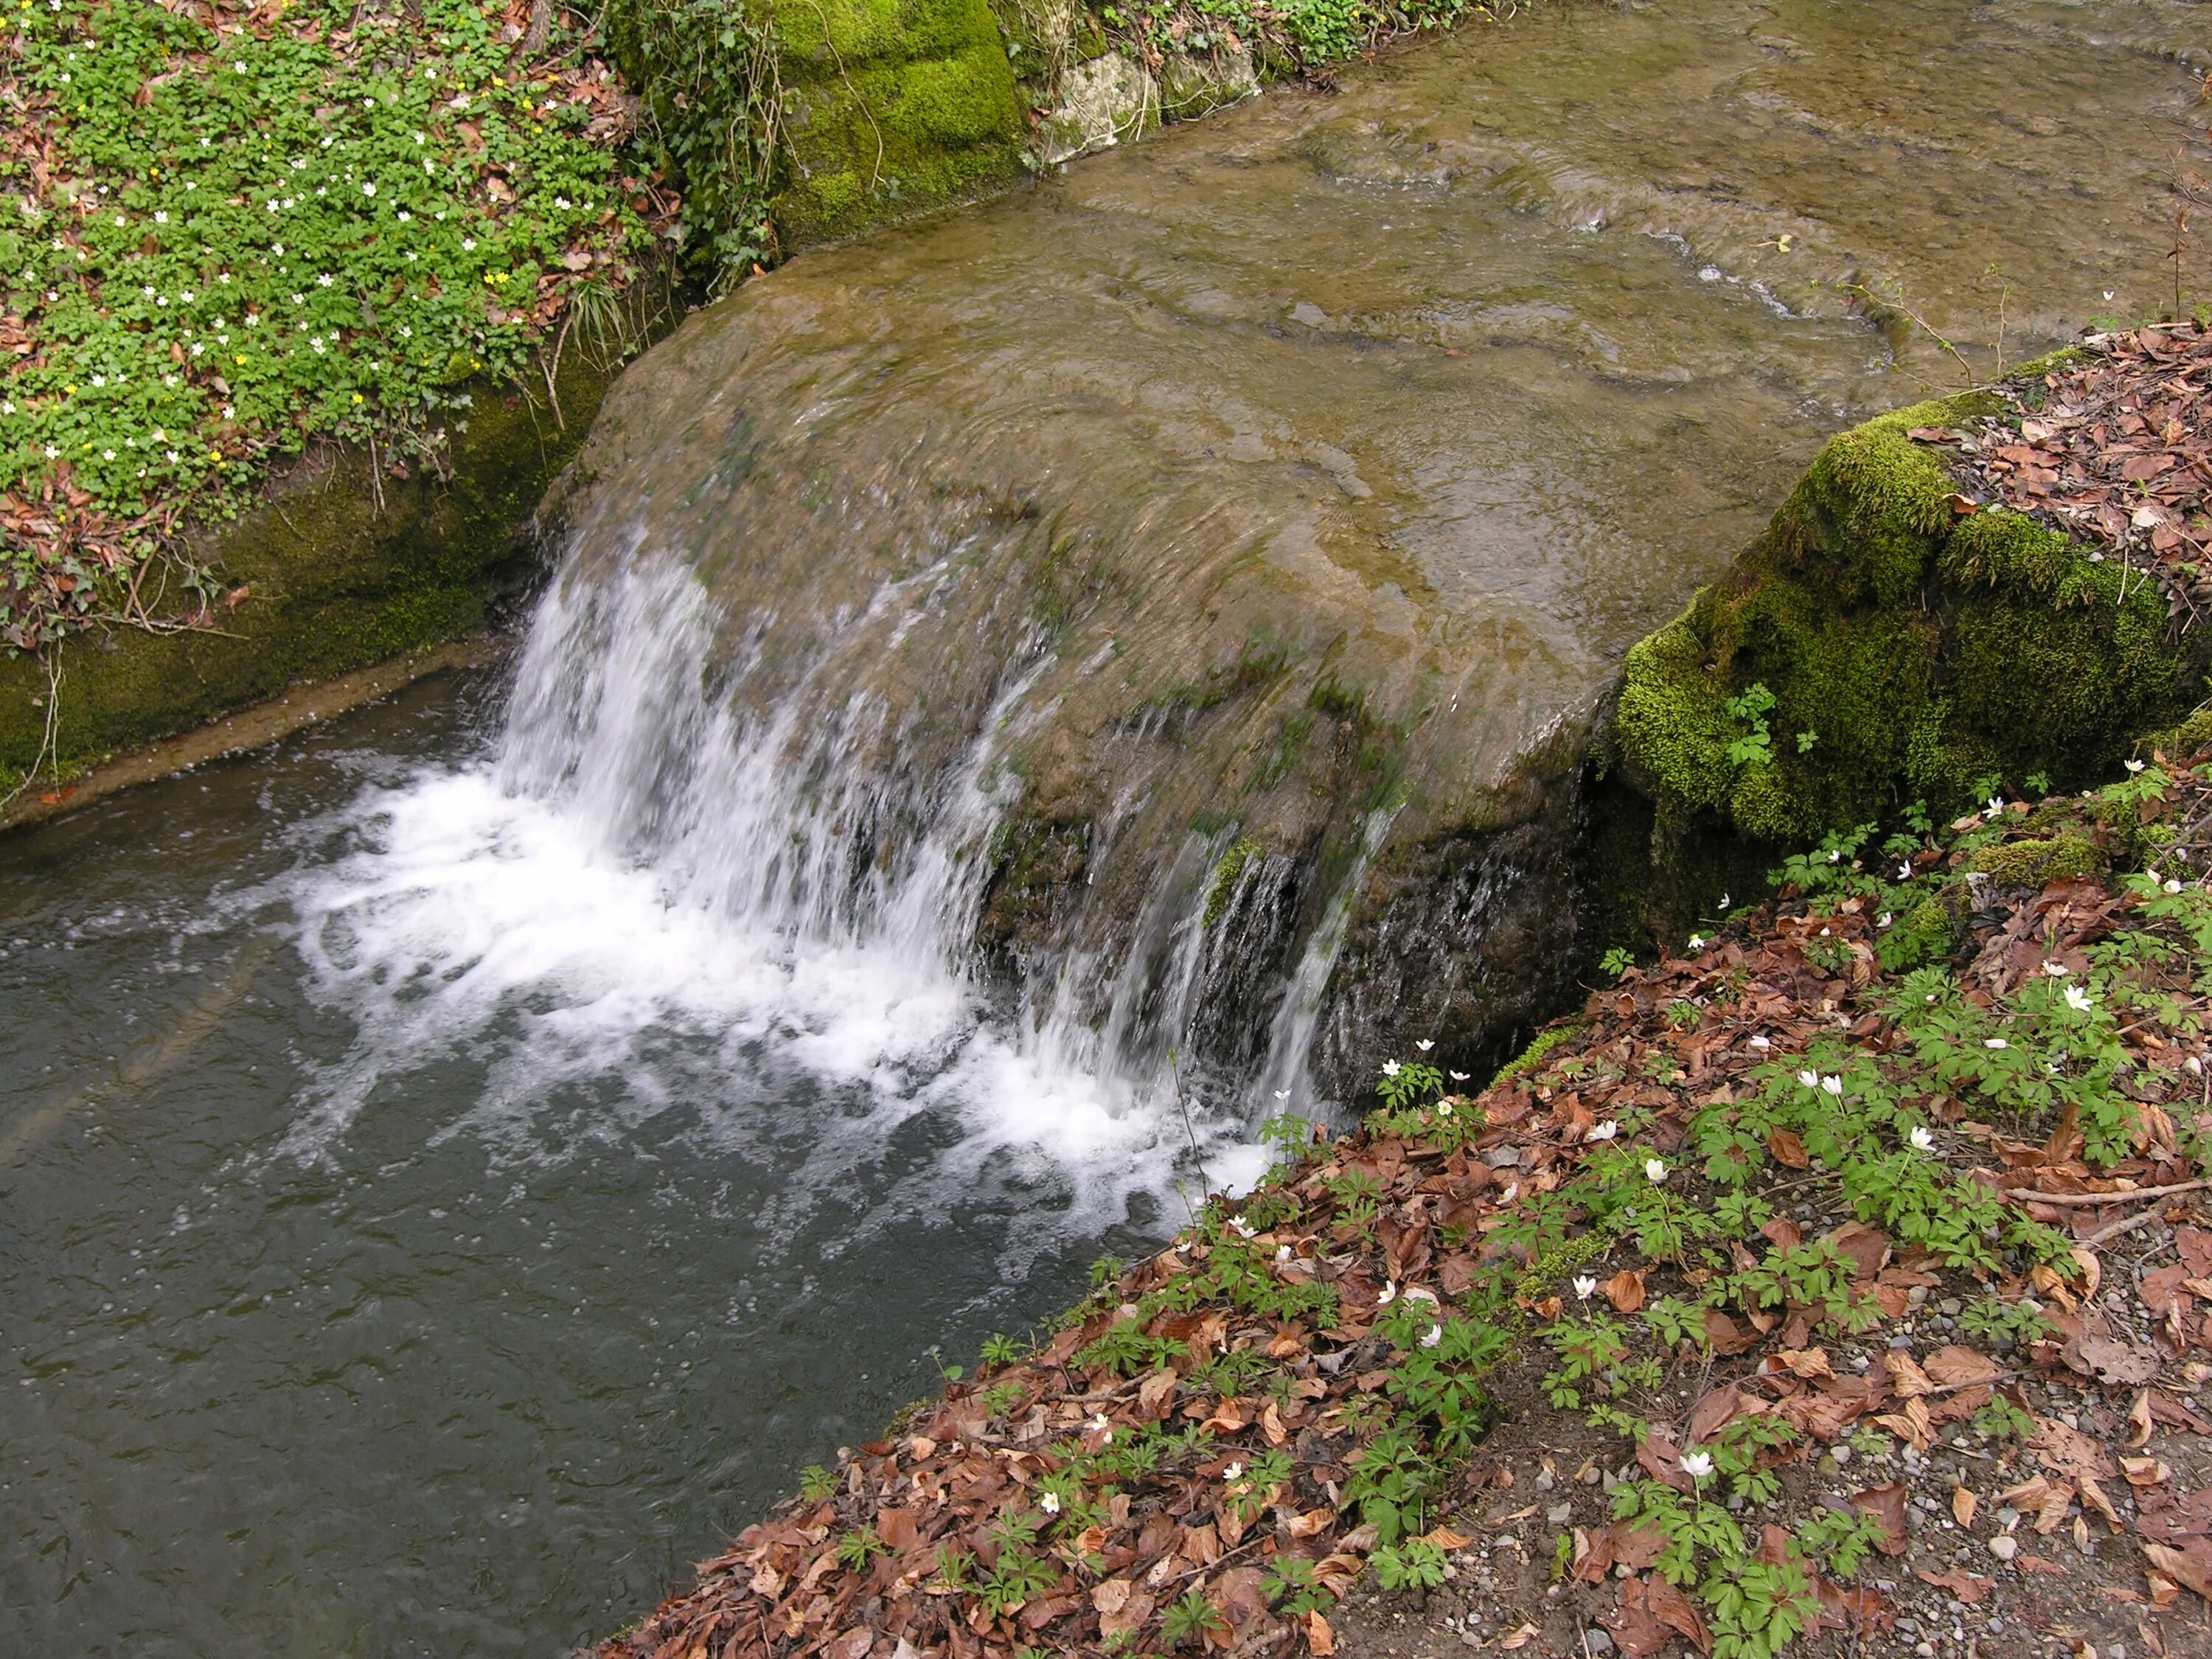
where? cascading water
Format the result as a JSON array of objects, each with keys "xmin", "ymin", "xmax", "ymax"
[
  {"xmin": 7, "ymin": 4, "xmax": 2205, "ymax": 1653},
  {"xmin": 286, "ymin": 548, "xmax": 1277, "ymax": 1218}
]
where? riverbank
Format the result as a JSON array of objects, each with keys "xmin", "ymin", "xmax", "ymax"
[{"xmin": 602, "ymin": 731, "xmax": 2212, "ymax": 1659}]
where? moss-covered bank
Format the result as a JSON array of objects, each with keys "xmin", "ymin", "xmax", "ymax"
[
  {"xmin": 0, "ymin": 271, "xmax": 684, "ymax": 787},
  {"xmin": 1611, "ymin": 366, "xmax": 2202, "ymax": 867}
]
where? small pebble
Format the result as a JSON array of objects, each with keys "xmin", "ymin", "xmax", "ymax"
[
  {"xmin": 1584, "ymin": 1632, "xmax": 1615, "ymax": 1655},
  {"xmin": 1546, "ymin": 1503, "xmax": 1572, "ymax": 1524},
  {"xmin": 1988, "ymin": 1534, "xmax": 2018, "ymax": 1561}
]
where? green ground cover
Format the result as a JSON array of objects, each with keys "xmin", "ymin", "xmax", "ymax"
[{"xmin": 1, "ymin": 0, "xmax": 666, "ymax": 652}]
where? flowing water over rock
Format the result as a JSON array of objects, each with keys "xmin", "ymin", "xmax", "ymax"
[{"xmin": 3, "ymin": 2, "xmax": 2204, "ymax": 1652}]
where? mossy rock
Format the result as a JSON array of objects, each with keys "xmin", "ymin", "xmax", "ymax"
[
  {"xmin": 1966, "ymin": 833, "xmax": 2106, "ymax": 888},
  {"xmin": 0, "ymin": 278, "xmax": 685, "ymax": 781},
  {"xmin": 770, "ymin": 0, "xmax": 1028, "ymax": 245},
  {"xmin": 1615, "ymin": 366, "xmax": 2198, "ymax": 846}
]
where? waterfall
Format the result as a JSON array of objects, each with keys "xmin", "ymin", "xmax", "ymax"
[{"xmin": 276, "ymin": 543, "xmax": 1382, "ymax": 1217}]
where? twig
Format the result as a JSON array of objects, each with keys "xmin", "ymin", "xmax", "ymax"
[
  {"xmin": 2084, "ymin": 1208, "xmax": 2171, "ymax": 1248},
  {"xmin": 2003, "ymin": 1178, "xmax": 2212, "ymax": 1208},
  {"xmin": 0, "ymin": 650, "xmax": 63, "ymax": 813},
  {"xmin": 1168, "ymin": 1047, "xmax": 1214, "ymax": 1199}
]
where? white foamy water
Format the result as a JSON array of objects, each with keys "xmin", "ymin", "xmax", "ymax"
[{"xmin": 279, "ymin": 552, "xmax": 1270, "ymax": 1237}]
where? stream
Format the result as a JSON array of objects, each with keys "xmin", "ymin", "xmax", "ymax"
[{"xmin": 4, "ymin": 1, "xmax": 2205, "ymax": 1652}]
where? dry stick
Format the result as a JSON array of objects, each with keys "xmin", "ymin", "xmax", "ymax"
[
  {"xmin": 0, "ymin": 652, "xmax": 63, "ymax": 813},
  {"xmin": 2084, "ymin": 1208, "xmax": 2171, "ymax": 1249},
  {"xmin": 2002, "ymin": 1178, "xmax": 2212, "ymax": 1208}
]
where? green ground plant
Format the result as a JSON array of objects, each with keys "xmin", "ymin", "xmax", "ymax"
[{"xmin": 4, "ymin": 0, "xmax": 661, "ymax": 650}]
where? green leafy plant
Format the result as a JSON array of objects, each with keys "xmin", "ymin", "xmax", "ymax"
[
  {"xmin": 1370, "ymin": 1537, "xmax": 1448, "ymax": 1591},
  {"xmin": 1161, "ymin": 1585, "xmax": 1229, "ymax": 1647}
]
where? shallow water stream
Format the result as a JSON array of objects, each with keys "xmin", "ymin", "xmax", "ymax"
[{"xmin": 4, "ymin": 2, "xmax": 2206, "ymax": 1652}]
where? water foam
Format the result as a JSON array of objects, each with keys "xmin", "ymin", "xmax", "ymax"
[{"xmin": 280, "ymin": 552, "xmax": 1268, "ymax": 1240}]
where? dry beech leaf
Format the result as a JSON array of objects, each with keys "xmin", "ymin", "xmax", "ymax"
[
  {"xmin": 2122, "ymin": 1456, "xmax": 2173, "ymax": 1488},
  {"xmin": 2144, "ymin": 1541, "xmax": 2212, "ymax": 1603},
  {"xmin": 1605, "ymin": 1268, "xmax": 1646, "ymax": 1314},
  {"xmin": 1772, "ymin": 1347, "xmax": 1834, "ymax": 1380},
  {"xmin": 1498, "ymin": 1621, "xmax": 1542, "ymax": 1650},
  {"xmin": 1916, "ymin": 1568, "xmax": 1992, "ymax": 1604},
  {"xmin": 1304, "ymin": 1610, "xmax": 1335, "ymax": 1656},
  {"xmin": 1850, "ymin": 1481, "xmax": 1910, "ymax": 1554},
  {"xmin": 1952, "ymin": 1486, "xmax": 1978, "ymax": 1527}
]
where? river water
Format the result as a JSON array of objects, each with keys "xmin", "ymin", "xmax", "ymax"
[{"xmin": 4, "ymin": 1, "xmax": 2205, "ymax": 1652}]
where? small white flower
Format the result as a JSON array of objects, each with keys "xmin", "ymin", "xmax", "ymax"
[
  {"xmin": 1377, "ymin": 1281, "xmax": 1398, "ymax": 1306},
  {"xmin": 1688, "ymin": 934, "xmax": 1705, "ymax": 950},
  {"xmin": 1085, "ymin": 1412, "xmax": 1110, "ymax": 1438},
  {"xmin": 1273, "ymin": 1089, "xmax": 1290, "ymax": 1101},
  {"xmin": 2127, "ymin": 759, "xmax": 2147, "ymax": 773},
  {"xmin": 1498, "ymin": 1181, "xmax": 1518, "ymax": 1203},
  {"xmin": 44, "ymin": 444, "xmax": 58, "ymax": 458},
  {"xmin": 1898, "ymin": 862, "xmax": 1913, "ymax": 881},
  {"xmin": 101, "ymin": 448, "xmax": 114, "ymax": 459},
  {"xmin": 1438, "ymin": 1102, "xmax": 1453, "ymax": 1117},
  {"xmin": 1229, "ymin": 1217, "xmax": 1256, "ymax": 1239},
  {"xmin": 397, "ymin": 211, "xmax": 411, "ymax": 223},
  {"xmin": 1877, "ymin": 913, "xmax": 1893, "ymax": 929},
  {"xmin": 1448, "ymin": 1070, "xmax": 1470, "ymax": 1082},
  {"xmin": 1827, "ymin": 849, "xmax": 1840, "ymax": 863},
  {"xmin": 1382, "ymin": 1060, "xmax": 1401, "ymax": 1077},
  {"xmin": 1573, "ymin": 1275, "xmax": 1599, "ymax": 1301},
  {"xmin": 1820, "ymin": 1075, "xmax": 1843, "ymax": 1096},
  {"xmin": 1039, "ymin": 1490, "xmax": 1060, "ymax": 1514},
  {"xmin": 1222, "ymin": 1461, "xmax": 1243, "ymax": 1481},
  {"xmin": 2044, "ymin": 961, "xmax": 2069, "ymax": 977},
  {"xmin": 1984, "ymin": 1037, "xmax": 2008, "ymax": 1050},
  {"xmin": 317, "ymin": 273, "xmax": 333, "ymax": 287},
  {"xmin": 1421, "ymin": 1323, "xmax": 1444, "ymax": 1349},
  {"xmin": 1276, "ymin": 1245, "xmax": 1292, "ymax": 1262},
  {"xmin": 2065, "ymin": 985, "xmax": 2094, "ymax": 1012},
  {"xmin": 462, "ymin": 237, "xmax": 476, "ymax": 251},
  {"xmin": 2167, "ymin": 878, "xmax": 2185, "ymax": 895},
  {"xmin": 555, "ymin": 195, "xmax": 571, "ymax": 209},
  {"xmin": 1680, "ymin": 1451, "xmax": 1714, "ymax": 1481},
  {"xmin": 1415, "ymin": 1039, "xmax": 1435, "ymax": 1051},
  {"xmin": 362, "ymin": 181, "xmax": 376, "ymax": 197},
  {"xmin": 1987, "ymin": 796, "xmax": 2003, "ymax": 816},
  {"xmin": 1587, "ymin": 1121, "xmax": 1618, "ymax": 1141},
  {"xmin": 1718, "ymin": 892, "xmax": 1731, "ymax": 910},
  {"xmin": 1797, "ymin": 1069, "xmax": 1820, "ymax": 1089},
  {"xmin": 1908, "ymin": 1126, "xmax": 1935, "ymax": 1152},
  {"xmin": 154, "ymin": 211, "xmax": 167, "ymax": 225},
  {"xmin": 1644, "ymin": 1158, "xmax": 1667, "ymax": 1183}
]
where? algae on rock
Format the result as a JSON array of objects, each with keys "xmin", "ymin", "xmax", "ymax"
[{"xmin": 1614, "ymin": 376, "xmax": 2199, "ymax": 855}]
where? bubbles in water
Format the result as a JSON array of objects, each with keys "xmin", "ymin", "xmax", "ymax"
[{"xmin": 280, "ymin": 552, "xmax": 1263, "ymax": 1245}]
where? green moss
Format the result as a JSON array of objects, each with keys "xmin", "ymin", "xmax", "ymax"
[
  {"xmin": 2138, "ymin": 704, "xmax": 2212, "ymax": 763},
  {"xmin": 1204, "ymin": 837, "xmax": 1265, "ymax": 928},
  {"xmin": 771, "ymin": 0, "xmax": 1026, "ymax": 245},
  {"xmin": 1614, "ymin": 385, "xmax": 2197, "ymax": 849},
  {"xmin": 1491, "ymin": 1021, "xmax": 1583, "ymax": 1087},
  {"xmin": 1966, "ymin": 834, "xmax": 2105, "ymax": 888}
]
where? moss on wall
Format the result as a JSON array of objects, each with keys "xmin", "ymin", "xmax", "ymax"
[
  {"xmin": 1614, "ymin": 374, "xmax": 2199, "ymax": 851},
  {"xmin": 0, "ymin": 279, "xmax": 686, "ymax": 781},
  {"xmin": 770, "ymin": 0, "xmax": 1029, "ymax": 245}
]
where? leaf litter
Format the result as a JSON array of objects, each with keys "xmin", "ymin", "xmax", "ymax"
[{"xmin": 604, "ymin": 746, "xmax": 2212, "ymax": 1657}]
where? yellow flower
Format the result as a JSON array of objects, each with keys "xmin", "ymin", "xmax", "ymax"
[
  {"xmin": 63, "ymin": 383, "xmax": 77, "ymax": 394},
  {"xmin": 351, "ymin": 392, "xmax": 363, "ymax": 403},
  {"xmin": 234, "ymin": 354, "xmax": 247, "ymax": 365}
]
